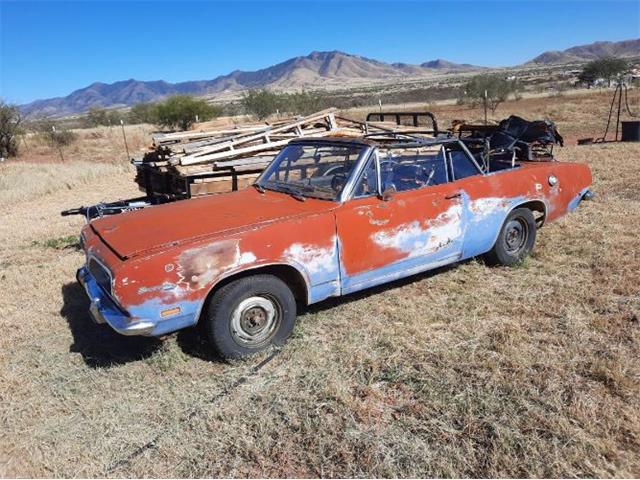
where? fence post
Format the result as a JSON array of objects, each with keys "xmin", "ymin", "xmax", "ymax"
[{"xmin": 120, "ymin": 119, "xmax": 130, "ymax": 161}]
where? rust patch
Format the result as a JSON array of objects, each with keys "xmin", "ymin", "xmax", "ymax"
[{"xmin": 177, "ymin": 239, "xmax": 240, "ymax": 291}]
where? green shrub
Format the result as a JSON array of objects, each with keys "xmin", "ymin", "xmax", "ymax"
[
  {"xmin": 241, "ymin": 89, "xmax": 328, "ymax": 119},
  {"xmin": 154, "ymin": 95, "xmax": 221, "ymax": 131},
  {"xmin": 129, "ymin": 102, "xmax": 159, "ymax": 125},
  {"xmin": 579, "ymin": 57, "xmax": 630, "ymax": 87},
  {"xmin": 241, "ymin": 89, "xmax": 282, "ymax": 119},
  {"xmin": 34, "ymin": 119, "xmax": 77, "ymax": 147},
  {"xmin": 84, "ymin": 107, "xmax": 125, "ymax": 127},
  {"xmin": 458, "ymin": 74, "xmax": 520, "ymax": 113},
  {"xmin": 0, "ymin": 101, "xmax": 22, "ymax": 158}
]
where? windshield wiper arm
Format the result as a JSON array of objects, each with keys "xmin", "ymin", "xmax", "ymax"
[
  {"xmin": 287, "ymin": 191, "xmax": 306, "ymax": 201},
  {"xmin": 253, "ymin": 183, "xmax": 265, "ymax": 194},
  {"xmin": 266, "ymin": 182, "xmax": 306, "ymax": 201}
]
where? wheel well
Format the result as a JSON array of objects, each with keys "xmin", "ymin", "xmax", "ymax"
[
  {"xmin": 516, "ymin": 200, "xmax": 546, "ymax": 227},
  {"xmin": 198, "ymin": 264, "xmax": 309, "ymax": 322}
]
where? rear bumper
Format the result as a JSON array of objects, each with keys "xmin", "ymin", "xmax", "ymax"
[
  {"xmin": 581, "ymin": 188, "xmax": 595, "ymax": 201},
  {"xmin": 77, "ymin": 267, "xmax": 155, "ymax": 336},
  {"xmin": 568, "ymin": 187, "xmax": 594, "ymax": 212}
]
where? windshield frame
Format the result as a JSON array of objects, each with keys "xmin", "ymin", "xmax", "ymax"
[{"xmin": 255, "ymin": 140, "xmax": 373, "ymax": 202}]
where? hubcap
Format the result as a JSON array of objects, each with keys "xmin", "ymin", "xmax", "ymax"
[
  {"xmin": 230, "ymin": 296, "xmax": 280, "ymax": 347},
  {"xmin": 504, "ymin": 218, "xmax": 528, "ymax": 254}
]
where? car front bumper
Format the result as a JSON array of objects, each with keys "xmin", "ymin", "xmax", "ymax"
[{"xmin": 77, "ymin": 266, "xmax": 155, "ymax": 336}]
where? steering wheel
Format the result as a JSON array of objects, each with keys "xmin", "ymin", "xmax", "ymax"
[{"xmin": 331, "ymin": 173, "xmax": 347, "ymax": 193}]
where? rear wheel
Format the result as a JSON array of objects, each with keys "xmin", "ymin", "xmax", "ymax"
[
  {"xmin": 484, "ymin": 208, "xmax": 536, "ymax": 266},
  {"xmin": 204, "ymin": 275, "xmax": 296, "ymax": 359}
]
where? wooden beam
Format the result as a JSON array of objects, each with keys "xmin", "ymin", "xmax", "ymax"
[{"xmin": 178, "ymin": 108, "xmax": 337, "ymax": 165}]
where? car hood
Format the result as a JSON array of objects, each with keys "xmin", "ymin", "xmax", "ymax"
[{"xmin": 91, "ymin": 188, "xmax": 336, "ymax": 259}]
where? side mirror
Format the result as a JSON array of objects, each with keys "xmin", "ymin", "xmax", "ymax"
[{"xmin": 380, "ymin": 184, "xmax": 396, "ymax": 201}]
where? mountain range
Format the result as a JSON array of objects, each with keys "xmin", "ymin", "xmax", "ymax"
[
  {"xmin": 20, "ymin": 51, "xmax": 482, "ymax": 117},
  {"xmin": 529, "ymin": 38, "xmax": 640, "ymax": 65},
  {"xmin": 20, "ymin": 38, "xmax": 640, "ymax": 117}
]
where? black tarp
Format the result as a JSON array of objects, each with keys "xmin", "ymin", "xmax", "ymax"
[{"xmin": 492, "ymin": 115, "xmax": 564, "ymax": 149}]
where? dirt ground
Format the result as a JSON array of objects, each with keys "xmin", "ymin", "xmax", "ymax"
[{"xmin": 1, "ymin": 90, "xmax": 639, "ymax": 477}]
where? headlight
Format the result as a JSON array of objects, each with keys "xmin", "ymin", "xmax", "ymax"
[{"xmin": 548, "ymin": 175, "xmax": 558, "ymax": 186}]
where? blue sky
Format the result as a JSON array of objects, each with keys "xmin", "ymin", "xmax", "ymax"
[{"xmin": 1, "ymin": 0, "xmax": 639, "ymax": 104}]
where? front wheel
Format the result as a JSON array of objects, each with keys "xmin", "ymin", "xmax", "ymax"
[
  {"xmin": 483, "ymin": 208, "xmax": 537, "ymax": 266},
  {"xmin": 204, "ymin": 275, "xmax": 297, "ymax": 360}
]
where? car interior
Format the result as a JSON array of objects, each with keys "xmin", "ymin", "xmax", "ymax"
[
  {"xmin": 374, "ymin": 143, "xmax": 486, "ymax": 194},
  {"xmin": 267, "ymin": 140, "xmax": 523, "ymax": 200}
]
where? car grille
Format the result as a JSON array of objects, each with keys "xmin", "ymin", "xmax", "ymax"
[{"xmin": 88, "ymin": 257, "xmax": 112, "ymax": 296}]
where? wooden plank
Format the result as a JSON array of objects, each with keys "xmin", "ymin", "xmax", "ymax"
[
  {"xmin": 153, "ymin": 125, "xmax": 268, "ymax": 145},
  {"xmin": 178, "ymin": 108, "xmax": 337, "ymax": 165},
  {"xmin": 233, "ymin": 164, "xmax": 270, "ymax": 173},
  {"xmin": 190, "ymin": 180, "xmax": 234, "ymax": 196},
  {"xmin": 189, "ymin": 174, "xmax": 258, "ymax": 196},
  {"xmin": 179, "ymin": 125, "xmax": 281, "ymax": 153},
  {"xmin": 173, "ymin": 163, "xmax": 268, "ymax": 177},
  {"xmin": 193, "ymin": 172, "xmax": 261, "ymax": 184},
  {"xmin": 179, "ymin": 126, "xmax": 340, "ymax": 166},
  {"xmin": 182, "ymin": 138, "xmax": 292, "ymax": 164}
]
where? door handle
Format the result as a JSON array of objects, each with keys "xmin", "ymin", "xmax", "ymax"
[{"xmin": 445, "ymin": 192, "xmax": 462, "ymax": 200}]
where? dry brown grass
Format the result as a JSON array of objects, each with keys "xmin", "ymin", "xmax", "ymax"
[
  {"xmin": 17, "ymin": 124, "xmax": 155, "ymax": 165},
  {"xmin": 0, "ymin": 90, "xmax": 639, "ymax": 477},
  {"xmin": 0, "ymin": 162, "xmax": 129, "ymax": 204}
]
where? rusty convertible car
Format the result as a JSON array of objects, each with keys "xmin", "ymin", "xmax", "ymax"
[{"xmin": 78, "ymin": 135, "xmax": 593, "ymax": 358}]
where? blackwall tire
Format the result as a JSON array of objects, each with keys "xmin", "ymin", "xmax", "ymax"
[
  {"xmin": 484, "ymin": 208, "xmax": 537, "ymax": 266},
  {"xmin": 204, "ymin": 275, "xmax": 296, "ymax": 360}
]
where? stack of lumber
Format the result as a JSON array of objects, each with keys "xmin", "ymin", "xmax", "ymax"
[
  {"xmin": 135, "ymin": 108, "xmax": 367, "ymax": 197},
  {"xmin": 133, "ymin": 108, "xmax": 430, "ymax": 198}
]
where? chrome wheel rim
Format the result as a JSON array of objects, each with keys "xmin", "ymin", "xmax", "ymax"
[
  {"xmin": 504, "ymin": 218, "xmax": 528, "ymax": 254},
  {"xmin": 230, "ymin": 296, "xmax": 280, "ymax": 347}
]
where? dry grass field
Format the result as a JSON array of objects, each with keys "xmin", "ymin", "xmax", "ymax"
[{"xmin": 1, "ymin": 89, "xmax": 639, "ymax": 477}]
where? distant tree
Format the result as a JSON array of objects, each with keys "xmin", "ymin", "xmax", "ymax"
[
  {"xmin": 458, "ymin": 74, "xmax": 519, "ymax": 114},
  {"xmin": 0, "ymin": 101, "xmax": 22, "ymax": 158},
  {"xmin": 154, "ymin": 95, "xmax": 221, "ymax": 131},
  {"xmin": 241, "ymin": 89, "xmax": 328, "ymax": 119},
  {"xmin": 129, "ymin": 102, "xmax": 159, "ymax": 125},
  {"xmin": 85, "ymin": 107, "xmax": 109, "ymax": 127},
  {"xmin": 34, "ymin": 119, "xmax": 77, "ymax": 147},
  {"xmin": 579, "ymin": 57, "xmax": 630, "ymax": 87},
  {"xmin": 85, "ymin": 106, "xmax": 124, "ymax": 127},
  {"xmin": 241, "ymin": 89, "xmax": 281, "ymax": 119},
  {"xmin": 284, "ymin": 91, "xmax": 326, "ymax": 115}
]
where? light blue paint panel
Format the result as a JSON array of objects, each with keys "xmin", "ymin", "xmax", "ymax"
[
  {"xmin": 568, "ymin": 187, "xmax": 591, "ymax": 212},
  {"xmin": 341, "ymin": 250, "xmax": 460, "ymax": 294},
  {"xmin": 128, "ymin": 296, "xmax": 201, "ymax": 336},
  {"xmin": 461, "ymin": 194, "xmax": 527, "ymax": 258}
]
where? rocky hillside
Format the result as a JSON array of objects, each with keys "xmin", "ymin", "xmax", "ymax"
[{"xmin": 528, "ymin": 38, "xmax": 640, "ymax": 64}]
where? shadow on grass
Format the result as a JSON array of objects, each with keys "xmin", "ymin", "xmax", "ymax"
[
  {"xmin": 175, "ymin": 327, "xmax": 225, "ymax": 363},
  {"xmin": 60, "ymin": 282, "xmax": 163, "ymax": 368}
]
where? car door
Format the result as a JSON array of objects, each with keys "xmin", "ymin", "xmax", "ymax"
[{"xmin": 335, "ymin": 148, "xmax": 465, "ymax": 294}]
